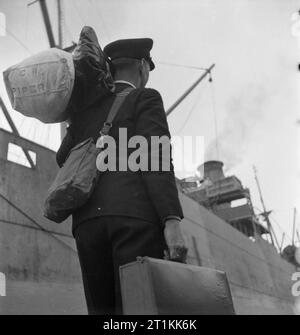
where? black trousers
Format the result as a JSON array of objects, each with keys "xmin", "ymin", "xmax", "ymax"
[{"xmin": 74, "ymin": 216, "xmax": 167, "ymax": 315}]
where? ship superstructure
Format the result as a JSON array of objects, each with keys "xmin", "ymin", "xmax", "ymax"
[{"xmin": 180, "ymin": 160, "xmax": 270, "ymax": 240}]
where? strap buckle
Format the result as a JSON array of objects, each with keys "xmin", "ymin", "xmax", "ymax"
[{"xmin": 103, "ymin": 121, "xmax": 112, "ymax": 128}]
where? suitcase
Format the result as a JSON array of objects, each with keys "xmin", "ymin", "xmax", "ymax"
[{"xmin": 119, "ymin": 256, "xmax": 235, "ymax": 315}]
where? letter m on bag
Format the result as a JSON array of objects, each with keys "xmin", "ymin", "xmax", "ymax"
[{"xmin": 0, "ymin": 272, "xmax": 6, "ymax": 296}]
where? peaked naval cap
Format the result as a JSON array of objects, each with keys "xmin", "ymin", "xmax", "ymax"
[{"xmin": 104, "ymin": 38, "xmax": 155, "ymax": 71}]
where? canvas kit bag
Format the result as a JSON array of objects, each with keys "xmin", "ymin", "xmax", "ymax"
[
  {"xmin": 3, "ymin": 48, "xmax": 75, "ymax": 123},
  {"xmin": 3, "ymin": 26, "xmax": 114, "ymax": 123},
  {"xmin": 43, "ymin": 87, "xmax": 133, "ymax": 223},
  {"xmin": 119, "ymin": 256, "xmax": 235, "ymax": 315}
]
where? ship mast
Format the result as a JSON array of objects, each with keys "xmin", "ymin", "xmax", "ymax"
[
  {"xmin": 38, "ymin": 0, "xmax": 56, "ymax": 47},
  {"xmin": 166, "ymin": 64, "xmax": 215, "ymax": 117}
]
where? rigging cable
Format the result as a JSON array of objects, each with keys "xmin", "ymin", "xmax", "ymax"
[
  {"xmin": 176, "ymin": 83, "xmax": 207, "ymax": 134},
  {"xmin": 157, "ymin": 61, "xmax": 208, "ymax": 71}
]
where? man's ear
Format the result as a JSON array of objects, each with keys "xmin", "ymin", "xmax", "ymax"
[
  {"xmin": 138, "ymin": 59, "xmax": 146, "ymax": 77},
  {"xmin": 141, "ymin": 58, "xmax": 151, "ymax": 72},
  {"xmin": 140, "ymin": 58, "xmax": 147, "ymax": 70}
]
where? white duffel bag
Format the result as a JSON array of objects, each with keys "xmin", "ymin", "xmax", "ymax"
[{"xmin": 3, "ymin": 48, "xmax": 75, "ymax": 123}]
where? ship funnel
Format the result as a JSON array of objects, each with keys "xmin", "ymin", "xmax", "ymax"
[{"xmin": 197, "ymin": 160, "xmax": 225, "ymax": 182}]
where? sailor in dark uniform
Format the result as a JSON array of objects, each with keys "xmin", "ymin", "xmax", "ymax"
[{"xmin": 57, "ymin": 38, "xmax": 187, "ymax": 315}]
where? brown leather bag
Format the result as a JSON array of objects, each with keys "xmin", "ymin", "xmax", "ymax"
[
  {"xmin": 119, "ymin": 256, "xmax": 235, "ymax": 315},
  {"xmin": 43, "ymin": 87, "xmax": 133, "ymax": 223}
]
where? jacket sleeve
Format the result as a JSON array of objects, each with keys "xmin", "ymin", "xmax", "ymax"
[{"xmin": 134, "ymin": 88, "xmax": 184, "ymax": 223}]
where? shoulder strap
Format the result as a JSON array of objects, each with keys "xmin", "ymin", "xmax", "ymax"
[{"xmin": 100, "ymin": 87, "xmax": 134, "ymax": 136}]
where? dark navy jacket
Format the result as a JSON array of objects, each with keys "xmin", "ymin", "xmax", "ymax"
[{"xmin": 56, "ymin": 83, "xmax": 183, "ymax": 234}]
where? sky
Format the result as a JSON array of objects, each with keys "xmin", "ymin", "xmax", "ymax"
[{"xmin": 0, "ymin": 0, "xmax": 299, "ymax": 248}]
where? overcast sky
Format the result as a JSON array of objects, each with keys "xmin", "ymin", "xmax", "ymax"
[{"xmin": 0, "ymin": 0, "xmax": 300, "ymax": 248}]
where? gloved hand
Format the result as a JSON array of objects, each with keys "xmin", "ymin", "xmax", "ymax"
[{"xmin": 163, "ymin": 219, "xmax": 188, "ymax": 263}]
